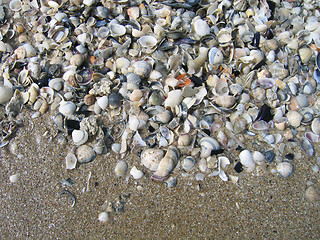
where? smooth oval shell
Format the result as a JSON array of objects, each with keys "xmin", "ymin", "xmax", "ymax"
[
  {"xmin": 76, "ymin": 145, "xmax": 95, "ymax": 163},
  {"xmin": 277, "ymin": 162, "xmax": 293, "ymax": 177},
  {"xmin": 138, "ymin": 35, "xmax": 158, "ymax": 48},
  {"xmin": 59, "ymin": 101, "xmax": 76, "ymax": 117},
  {"xmin": 311, "ymin": 118, "xmax": 320, "ymax": 135},
  {"xmin": 130, "ymin": 166, "xmax": 144, "ymax": 179},
  {"xmin": 72, "ymin": 130, "xmax": 88, "ymax": 146},
  {"xmin": 208, "ymin": 47, "xmax": 223, "ymax": 65},
  {"xmin": 141, "ymin": 148, "xmax": 164, "ymax": 171},
  {"xmin": 200, "ymin": 137, "xmax": 221, "ymax": 158},
  {"xmin": 305, "ymin": 186, "xmax": 319, "ymax": 202},
  {"xmin": 239, "ymin": 150, "xmax": 255, "ymax": 168},
  {"xmin": 0, "ymin": 87, "xmax": 13, "ymax": 104},
  {"xmin": 97, "ymin": 96, "xmax": 108, "ymax": 110},
  {"xmin": 115, "ymin": 160, "xmax": 128, "ymax": 177},
  {"xmin": 182, "ymin": 156, "xmax": 196, "ymax": 171},
  {"xmin": 65, "ymin": 152, "xmax": 77, "ymax": 170}
]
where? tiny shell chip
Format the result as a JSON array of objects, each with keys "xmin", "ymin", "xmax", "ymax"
[
  {"xmin": 9, "ymin": 173, "xmax": 20, "ymax": 183},
  {"xmin": 76, "ymin": 145, "xmax": 95, "ymax": 163},
  {"xmin": 115, "ymin": 160, "xmax": 128, "ymax": 177},
  {"xmin": 141, "ymin": 148, "xmax": 164, "ymax": 171},
  {"xmin": 66, "ymin": 152, "xmax": 77, "ymax": 170},
  {"xmin": 130, "ymin": 166, "xmax": 144, "ymax": 179},
  {"xmin": 277, "ymin": 162, "xmax": 293, "ymax": 178},
  {"xmin": 98, "ymin": 211, "xmax": 109, "ymax": 223}
]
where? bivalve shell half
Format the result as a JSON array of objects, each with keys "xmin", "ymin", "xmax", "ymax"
[
  {"xmin": 130, "ymin": 166, "xmax": 144, "ymax": 179},
  {"xmin": 182, "ymin": 156, "xmax": 196, "ymax": 171},
  {"xmin": 65, "ymin": 152, "xmax": 77, "ymax": 170},
  {"xmin": 141, "ymin": 148, "xmax": 164, "ymax": 171},
  {"xmin": 97, "ymin": 96, "xmax": 108, "ymax": 110},
  {"xmin": 208, "ymin": 47, "xmax": 224, "ymax": 65},
  {"xmin": 311, "ymin": 118, "xmax": 320, "ymax": 135},
  {"xmin": 59, "ymin": 101, "xmax": 76, "ymax": 117},
  {"xmin": 277, "ymin": 162, "xmax": 293, "ymax": 178},
  {"xmin": 138, "ymin": 35, "xmax": 158, "ymax": 49},
  {"xmin": 200, "ymin": 137, "xmax": 221, "ymax": 158},
  {"xmin": 239, "ymin": 150, "xmax": 255, "ymax": 172},
  {"xmin": 72, "ymin": 130, "xmax": 89, "ymax": 146},
  {"xmin": 194, "ymin": 19, "xmax": 210, "ymax": 37},
  {"xmin": 110, "ymin": 23, "xmax": 126, "ymax": 37},
  {"xmin": 76, "ymin": 145, "xmax": 95, "ymax": 163},
  {"xmin": 115, "ymin": 160, "xmax": 128, "ymax": 177},
  {"xmin": 0, "ymin": 86, "xmax": 13, "ymax": 104}
]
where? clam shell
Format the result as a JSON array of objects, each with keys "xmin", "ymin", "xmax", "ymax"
[
  {"xmin": 97, "ymin": 96, "xmax": 108, "ymax": 110},
  {"xmin": 182, "ymin": 156, "xmax": 196, "ymax": 171},
  {"xmin": 130, "ymin": 166, "xmax": 144, "ymax": 179},
  {"xmin": 76, "ymin": 145, "xmax": 95, "ymax": 163},
  {"xmin": 138, "ymin": 35, "xmax": 158, "ymax": 48},
  {"xmin": 239, "ymin": 150, "xmax": 255, "ymax": 172},
  {"xmin": 58, "ymin": 101, "xmax": 76, "ymax": 117},
  {"xmin": 194, "ymin": 19, "xmax": 210, "ymax": 37},
  {"xmin": 0, "ymin": 86, "xmax": 13, "ymax": 104},
  {"xmin": 141, "ymin": 148, "xmax": 164, "ymax": 171},
  {"xmin": 311, "ymin": 118, "xmax": 320, "ymax": 135},
  {"xmin": 65, "ymin": 152, "xmax": 77, "ymax": 170},
  {"xmin": 72, "ymin": 130, "xmax": 89, "ymax": 146},
  {"xmin": 277, "ymin": 162, "xmax": 293, "ymax": 178},
  {"xmin": 48, "ymin": 78, "xmax": 63, "ymax": 91},
  {"xmin": 200, "ymin": 137, "xmax": 221, "ymax": 158},
  {"xmin": 115, "ymin": 160, "xmax": 128, "ymax": 177},
  {"xmin": 110, "ymin": 23, "xmax": 126, "ymax": 37},
  {"xmin": 132, "ymin": 61, "xmax": 152, "ymax": 78},
  {"xmin": 208, "ymin": 47, "xmax": 223, "ymax": 65}
]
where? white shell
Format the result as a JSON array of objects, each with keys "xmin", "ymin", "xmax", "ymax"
[
  {"xmin": 200, "ymin": 137, "xmax": 221, "ymax": 158},
  {"xmin": 305, "ymin": 186, "xmax": 319, "ymax": 202},
  {"xmin": 311, "ymin": 118, "xmax": 320, "ymax": 135},
  {"xmin": 9, "ymin": 0, "xmax": 21, "ymax": 11},
  {"xmin": 182, "ymin": 156, "xmax": 196, "ymax": 171},
  {"xmin": 194, "ymin": 19, "xmax": 210, "ymax": 37},
  {"xmin": 76, "ymin": 145, "xmax": 95, "ymax": 163},
  {"xmin": 98, "ymin": 212, "xmax": 109, "ymax": 223},
  {"xmin": 239, "ymin": 150, "xmax": 255, "ymax": 172},
  {"xmin": 287, "ymin": 110, "xmax": 303, "ymax": 127},
  {"xmin": 72, "ymin": 130, "xmax": 88, "ymax": 146},
  {"xmin": 138, "ymin": 35, "xmax": 158, "ymax": 48},
  {"xmin": 97, "ymin": 96, "xmax": 108, "ymax": 110},
  {"xmin": 0, "ymin": 86, "xmax": 13, "ymax": 104},
  {"xmin": 9, "ymin": 173, "xmax": 20, "ymax": 183},
  {"xmin": 252, "ymin": 151, "xmax": 265, "ymax": 165},
  {"xmin": 208, "ymin": 47, "xmax": 223, "ymax": 65},
  {"xmin": 141, "ymin": 148, "xmax": 164, "ymax": 171},
  {"xmin": 83, "ymin": 0, "xmax": 95, "ymax": 6},
  {"xmin": 115, "ymin": 160, "xmax": 128, "ymax": 177},
  {"xmin": 49, "ymin": 78, "xmax": 63, "ymax": 91},
  {"xmin": 277, "ymin": 162, "xmax": 293, "ymax": 177},
  {"xmin": 65, "ymin": 152, "xmax": 77, "ymax": 170},
  {"xmin": 58, "ymin": 101, "xmax": 76, "ymax": 117},
  {"xmin": 110, "ymin": 23, "xmax": 126, "ymax": 37},
  {"xmin": 164, "ymin": 90, "xmax": 183, "ymax": 109},
  {"xmin": 130, "ymin": 166, "xmax": 144, "ymax": 179}
]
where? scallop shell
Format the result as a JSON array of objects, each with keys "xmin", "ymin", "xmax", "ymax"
[
  {"xmin": 141, "ymin": 148, "xmax": 164, "ymax": 171},
  {"xmin": 76, "ymin": 145, "xmax": 95, "ymax": 163}
]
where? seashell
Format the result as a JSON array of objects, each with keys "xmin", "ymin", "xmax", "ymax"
[
  {"xmin": 178, "ymin": 134, "xmax": 193, "ymax": 146},
  {"xmin": 97, "ymin": 96, "xmax": 108, "ymax": 110},
  {"xmin": 182, "ymin": 156, "xmax": 196, "ymax": 171},
  {"xmin": 97, "ymin": 26, "xmax": 110, "ymax": 38},
  {"xmin": 9, "ymin": 0, "xmax": 21, "ymax": 11},
  {"xmin": 252, "ymin": 151, "xmax": 265, "ymax": 165},
  {"xmin": 298, "ymin": 46, "xmax": 313, "ymax": 64},
  {"xmin": 138, "ymin": 35, "xmax": 158, "ymax": 49},
  {"xmin": 200, "ymin": 137, "xmax": 221, "ymax": 158},
  {"xmin": 252, "ymin": 120, "xmax": 270, "ymax": 131},
  {"xmin": 108, "ymin": 92, "xmax": 122, "ymax": 108},
  {"xmin": 188, "ymin": 47, "xmax": 209, "ymax": 74},
  {"xmin": 305, "ymin": 132, "xmax": 320, "ymax": 143},
  {"xmin": 150, "ymin": 110, "xmax": 172, "ymax": 124},
  {"xmin": 59, "ymin": 101, "xmax": 76, "ymax": 117},
  {"xmin": 141, "ymin": 148, "xmax": 164, "ymax": 171},
  {"xmin": 0, "ymin": 86, "xmax": 13, "ymax": 104},
  {"xmin": 165, "ymin": 176, "xmax": 177, "ymax": 188},
  {"xmin": 48, "ymin": 78, "xmax": 63, "ymax": 91},
  {"xmin": 98, "ymin": 212, "xmax": 109, "ymax": 223},
  {"xmin": 311, "ymin": 118, "xmax": 320, "ymax": 135},
  {"xmin": 217, "ymin": 29, "xmax": 232, "ymax": 44},
  {"xmin": 75, "ymin": 69, "xmax": 93, "ymax": 86},
  {"xmin": 239, "ymin": 150, "xmax": 255, "ymax": 172},
  {"xmin": 287, "ymin": 110, "xmax": 303, "ymax": 127},
  {"xmin": 208, "ymin": 47, "xmax": 223, "ymax": 65},
  {"xmin": 164, "ymin": 90, "xmax": 183, "ymax": 109},
  {"xmin": 277, "ymin": 162, "xmax": 293, "ymax": 178},
  {"xmin": 9, "ymin": 173, "xmax": 20, "ymax": 183},
  {"xmin": 110, "ymin": 23, "xmax": 126, "ymax": 37},
  {"xmin": 213, "ymin": 95, "xmax": 236, "ymax": 108},
  {"xmin": 130, "ymin": 166, "xmax": 144, "ymax": 179},
  {"xmin": 127, "ymin": 6, "xmax": 140, "ymax": 19},
  {"xmin": 256, "ymin": 78, "xmax": 275, "ymax": 89},
  {"xmin": 84, "ymin": 94, "xmax": 96, "ymax": 105},
  {"xmin": 305, "ymin": 186, "xmax": 319, "ymax": 202},
  {"xmin": 234, "ymin": 0, "xmax": 247, "ymax": 11},
  {"xmin": 83, "ymin": 0, "xmax": 95, "ymax": 7},
  {"xmin": 274, "ymin": 117, "xmax": 287, "ymax": 131},
  {"xmin": 115, "ymin": 160, "xmax": 128, "ymax": 177},
  {"xmin": 65, "ymin": 152, "xmax": 77, "ymax": 170},
  {"xmin": 72, "ymin": 130, "xmax": 88, "ymax": 146},
  {"xmin": 132, "ymin": 61, "xmax": 152, "ymax": 78},
  {"xmin": 193, "ymin": 19, "xmax": 210, "ymax": 37},
  {"xmin": 152, "ymin": 146, "xmax": 179, "ymax": 181},
  {"xmin": 70, "ymin": 54, "xmax": 84, "ymax": 67},
  {"xmin": 300, "ymin": 137, "xmax": 314, "ymax": 156},
  {"xmin": 214, "ymin": 78, "xmax": 229, "ymax": 96},
  {"xmin": 76, "ymin": 145, "xmax": 95, "ymax": 163}
]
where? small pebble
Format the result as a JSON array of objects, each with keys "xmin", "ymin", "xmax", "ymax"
[
  {"xmin": 98, "ymin": 211, "xmax": 109, "ymax": 223},
  {"xmin": 9, "ymin": 173, "xmax": 20, "ymax": 183},
  {"xmin": 305, "ymin": 186, "xmax": 319, "ymax": 202}
]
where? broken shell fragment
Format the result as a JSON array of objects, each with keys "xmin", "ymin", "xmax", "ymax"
[
  {"xmin": 239, "ymin": 150, "xmax": 255, "ymax": 172},
  {"xmin": 66, "ymin": 152, "xmax": 77, "ymax": 170},
  {"xmin": 130, "ymin": 166, "xmax": 144, "ymax": 179}
]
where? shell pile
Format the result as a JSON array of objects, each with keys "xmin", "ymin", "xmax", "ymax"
[{"xmin": 1, "ymin": 0, "xmax": 320, "ymax": 187}]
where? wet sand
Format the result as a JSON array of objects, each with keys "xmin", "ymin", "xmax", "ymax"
[{"xmin": 0, "ymin": 109, "xmax": 319, "ymax": 239}]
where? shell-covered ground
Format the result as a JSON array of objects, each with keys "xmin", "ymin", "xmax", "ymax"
[{"xmin": 0, "ymin": 109, "xmax": 319, "ymax": 239}]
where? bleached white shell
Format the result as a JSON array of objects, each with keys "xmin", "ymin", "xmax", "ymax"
[
  {"xmin": 141, "ymin": 148, "xmax": 164, "ymax": 171},
  {"xmin": 277, "ymin": 162, "xmax": 293, "ymax": 177},
  {"xmin": 83, "ymin": 0, "xmax": 95, "ymax": 6},
  {"xmin": 252, "ymin": 151, "xmax": 265, "ymax": 165},
  {"xmin": 239, "ymin": 150, "xmax": 255, "ymax": 172},
  {"xmin": 311, "ymin": 118, "xmax": 320, "ymax": 135},
  {"xmin": 164, "ymin": 90, "xmax": 183, "ymax": 109},
  {"xmin": 287, "ymin": 110, "xmax": 303, "ymax": 127},
  {"xmin": 65, "ymin": 152, "xmax": 77, "ymax": 170},
  {"xmin": 49, "ymin": 78, "xmax": 63, "ymax": 91},
  {"xmin": 182, "ymin": 156, "xmax": 196, "ymax": 171},
  {"xmin": 138, "ymin": 35, "xmax": 158, "ymax": 48},
  {"xmin": 130, "ymin": 166, "xmax": 144, "ymax": 179},
  {"xmin": 9, "ymin": 0, "xmax": 21, "ymax": 11},
  {"xmin": 97, "ymin": 96, "xmax": 108, "ymax": 110},
  {"xmin": 72, "ymin": 130, "xmax": 88, "ymax": 146},
  {"xmin": 9, "ymin": 173, "xmax": 20, "ymax": 183},
  {"xmin": 98, "ymin": 212, "xmax": 109, "ymax": 223},
  {"xmin": 58, "ymin": 101, "xmax": 76, "ymax": 117},
  {"xmin": 110, "ymin": 23, "xmax": 126, "ymax": 37},
  {"xmin": 194, "ymin": 19, "xmax": 210, "ymax": 37},
  {"xmin": 200, "ymin": 137, "xmax": 221, "ymax": 158},
  {"xmin": 0, "ymin": 86, "xmax": 13, "ymax": 104},
  {"xmin": 115, "ymin": 160, "xmax": 128, "ymax": 177}
]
